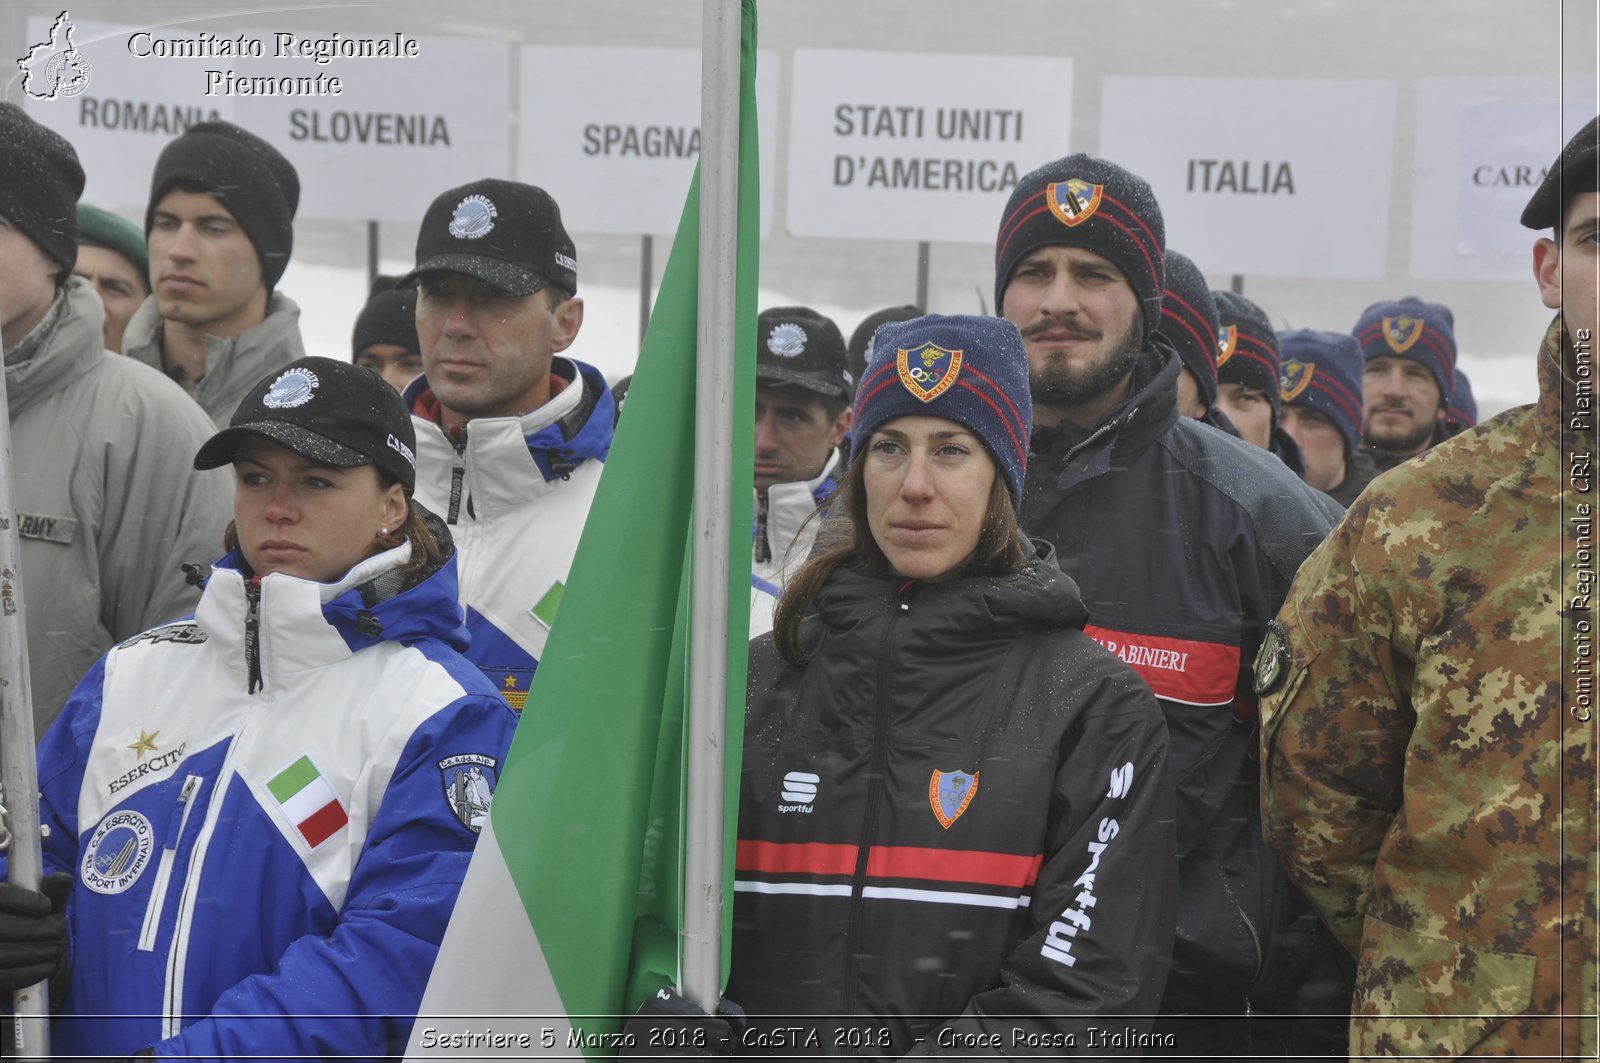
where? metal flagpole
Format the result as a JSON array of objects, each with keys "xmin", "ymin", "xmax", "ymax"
[
  {"xmin": 0, "ymin": 358, "xmax": 50, "ymax": 1055},
  {"xmin": 682, "ymin": 0, "xmax": 741, "ymax": 1015}
]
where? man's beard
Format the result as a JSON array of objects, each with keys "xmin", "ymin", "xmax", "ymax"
[
  {"xmin": 1364, "ymin": 413, "xmax": 1435, "ymax": 454},
  {"xmin": 1027, "ymin": 318, "xmax": 1144, "ymax": 409}
]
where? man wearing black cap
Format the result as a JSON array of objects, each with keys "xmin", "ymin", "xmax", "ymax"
[
  {"xmin": 352, "ymin": 275, "xmax": 423, "ymax": 394},
  {"xmin": 994, "ymin": 153, "xmax": 1340, "ymax": 1055},
  {"xmin": 73, "ymin": 204, "xmax": 149, "ymax": 353},
  {"xmin": 122, "ymin": 120, "xmax": 306, "ymax": 427},
  {"xmin": 400, "ymin": 178, "xmax": 616, "ymax": 710},
  {"xmin": 0, "ymin": 104, "xmax": 229, "ymax": 733},
  {"xmin": 751, "ymin": 306, "xmax": 853, "ymax": 636},
  {"xmin": 1261, "ymin": 115, "xmax": 1599, "ymax": 1059},
  {"xmin": 1212, "ymin": 289, "xmax": 1309, "ymax": 476}
]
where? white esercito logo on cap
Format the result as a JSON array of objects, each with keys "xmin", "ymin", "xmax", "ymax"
[
  {"xmin": 450, "ymin": 194, "xmax": 497, "ymax": 240},
  {"xmin": 263, "ymin": 367, "xmax": 319, "ymax": 409},
  {"xmin": 387, "ymin": 433, "xmax": 416, "ymax": 468},
  {"xmin": 767, "ymin": 323, "xmax": 807, "ymax": 358}
]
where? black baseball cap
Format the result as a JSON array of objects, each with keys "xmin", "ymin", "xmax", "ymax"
[
  {"xmin": 194, "ymin": 356, "xmax": 418, "ymax": 494},
  {"xmin": 757, "ymin": 306, "xmax": 852, "ymax": 402},
  {"xmin": 1521, "ymin": 114, "xmax": 1600, "ymax": 231},
  {"xmin": 401, "ymin": 178, "xmax": 577, "ymax": 297}
]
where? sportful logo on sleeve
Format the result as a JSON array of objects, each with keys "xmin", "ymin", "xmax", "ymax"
[{"xmin": 266, "ymin": 755, "xmax": 348, "ymax": 849}]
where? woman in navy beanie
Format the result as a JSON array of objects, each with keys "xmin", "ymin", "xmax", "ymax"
[{"xmin": 718, "ymin": 314, "xmax": 1178, "ymax": 1057}]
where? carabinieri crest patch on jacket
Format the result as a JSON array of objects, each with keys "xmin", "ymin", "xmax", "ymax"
[
  {"xmin": 929, "ymin": 769, "xmax": 979, "ymax": 828},
  {"xmin": 1217, "ymin": 324, "xmax": 1239, "ymax": 365},
  {"xmin": 898, "ymin": 342, "xmax": 963, "ymax": 402},
  {"xmin": 1382, "ymin": 315, "xmax": 1424, "ymax": 354},
  {"xmin": 440, "ymin": 754, "xmax": 498, "ymax": 833},
  {"xmin": 1046, "ymin": 178, "xmax": 1103, "ymax": 227},
  {"xmin": 1280, "ymin": 360, "xmax": 1315, "ymax": 402},
  {"xmin": 82, "ymin": 810, "xmax": 155, "ymax": 894}
]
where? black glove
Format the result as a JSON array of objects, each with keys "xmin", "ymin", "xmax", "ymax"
[
  {"xmin": 620, "ymin": 987, "xmax": 745, "ymax": 1060},
  {"xmin": 0, "ymin": 872, "xmax": 73, "ymax": 998}
]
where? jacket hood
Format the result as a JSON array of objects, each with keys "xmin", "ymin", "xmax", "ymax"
[
  {"xmin": 811, "ymin": 543, "xmax": 1088, "ymax": 640},
  {"xmin": 404, "ymin": 356, "xmax": 614, "ymax": 480},
  {"xmin": 197, "ymin": 504, "xmax": 468, "ymax": 686},
  {"xmin": 4, "ymin": 279, "xmax": 106, "ymax": 418}
]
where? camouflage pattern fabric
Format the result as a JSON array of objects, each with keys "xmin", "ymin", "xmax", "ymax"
[{"xmin": 1259, "ymin": 313, "xmax": 1598, "ymax": 1059}]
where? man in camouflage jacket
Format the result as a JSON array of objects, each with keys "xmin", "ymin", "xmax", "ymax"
[{"xmin": 1258, "ymin": 116, "xmax": 1599, "ymax": 1059}]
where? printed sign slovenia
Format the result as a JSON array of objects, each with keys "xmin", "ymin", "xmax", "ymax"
[
  {"xmin": 785, "ymin": 49, "xmax": 1074, "ymax": 244},
  {"xmin": 1099, "ymin": 76, "xmax": 1398, "ymax": 278},
  {"xmin": 517, "ymin": 47, "xmax": 779, "ymax": 236}
]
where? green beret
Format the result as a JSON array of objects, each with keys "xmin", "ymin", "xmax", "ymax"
[{"xmin": 76, "ymin": 203, "xmax": 148, "ymax": 278}]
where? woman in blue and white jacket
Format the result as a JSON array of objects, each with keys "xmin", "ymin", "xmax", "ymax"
[{"xmin": 0, "ymin": 357, "xmax": 517, "ymax": 1059}]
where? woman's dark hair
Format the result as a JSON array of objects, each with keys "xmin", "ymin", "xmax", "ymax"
[
  {"xmin": 222, "ymin": 465, "xmax": 443, "ymax": 581},
  {"xmin": 772, "ymin": 445, "xmax": 1027, "ymax": 665}
]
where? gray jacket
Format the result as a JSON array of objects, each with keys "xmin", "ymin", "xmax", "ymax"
[
  {"xmin": 122, "ymin": 290, "xmax": 306, "ymax": 428},
  {"xmin": 6, "ymin": 279, "xmax": 232, "ymax": 732}
]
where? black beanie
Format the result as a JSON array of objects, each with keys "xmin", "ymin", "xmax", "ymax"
[
  {"xmin": 352, "ymin": 275, "xmax": 420, "ymax": 357},
  {"xmin": 1213, "ymin": 290, "xmax": 1282, "ymax": 417},
  {"xmin": 995, "ymin": 154, "xmax": 1165, "ymax": 338},
  {"xmin": 0, "ymin": 103, "xmax": 85, "ymax": 275},
  {"xmin": 1159, "ymin": 250, "xmax": 1219, "ymax": 410},
  {"xmin": 1521, "ymin": 114, "xmax": 1599, "ymax": 231},
  {"xmin": 847, "ymin": 304, "xmax": 922, "ymax": 394},
  {"xmin": 146, "ymin": 121, "xmax": 300, "ymax": 291}
]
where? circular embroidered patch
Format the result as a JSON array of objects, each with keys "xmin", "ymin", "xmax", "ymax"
[
  {"xmin": 450, "ymin": 194, "xmax": 498, "ymax": 240},
  {"xmin": 262, "ymin": 367, "xmax": 319, "ymax": 409},
  {"xmin": 82, "ymin": 810, "xmax": 156, "ymax": 895}
]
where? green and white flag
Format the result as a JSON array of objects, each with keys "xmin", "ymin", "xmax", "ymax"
[{"xmin": 404, "ymin": 3, "xmax": 759, "ymax": 1057}]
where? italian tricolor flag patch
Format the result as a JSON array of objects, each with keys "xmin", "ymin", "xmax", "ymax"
[{"xmin": 267, "ymin": 755, "xmax": 347, "ymax": 849}]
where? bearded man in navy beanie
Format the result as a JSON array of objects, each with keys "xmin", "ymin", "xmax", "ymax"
[
  {"xmin": 1352, "ymin": 295, "xmax": 1457, "ymax": 470},
  {"xmin": 122, "ymin": 120, "xmax": 307, "ymax": 428},
  {"xmin": 995, "ymin": 153, "xmax": 1342, "ymax": 1057}
]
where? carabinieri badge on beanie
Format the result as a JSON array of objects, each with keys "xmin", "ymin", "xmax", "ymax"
[
  {"xmin": 1047, "ymin": 180, "xmax": 1103, "ymax": 226},
  {"xmin": 898, "ymin": 342, "xmax": 963, "ymax": 402}
]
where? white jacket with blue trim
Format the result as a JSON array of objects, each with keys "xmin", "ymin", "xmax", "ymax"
[
  {"xmin": 404, "ymin": 358, "xmax": 615, "ymax": 710},
  {"xmin": 31, "ymin": 528, "xmax": 518, "ymax": 1059}
]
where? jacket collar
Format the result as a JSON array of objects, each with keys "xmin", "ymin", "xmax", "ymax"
[
  {"xmin": 1542, "ymin": 311, "xmax": 1584, "ymax": 449},
  {"xmin": 4, "ymin": 280, "xmax": 105, "ymax": 418},
  {"xmin": 757, "ymin": 448, "xmax": 842, "ymax": 560},
  {"xmin": 405, "ymin": 357, "xmax": 616, "ymax": 519},
  {"xmin": 122, "ymin": 291, "xmax": 305, "ymax": 422},
  {"xmin": 1029, "ymin": 336, "xmax": 1182, "ymax": 477},
  {"xmin": 194, "ymin": 515, "xmax": 468, "ymax": 689}
]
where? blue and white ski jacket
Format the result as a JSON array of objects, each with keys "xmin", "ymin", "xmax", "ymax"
[
  {"xmin": 31, "ymin": 530, "xmax": 518, "ymax": 1059},
  {"xmin": 404, "ymin": 357, "xmax": 615, "ymax": 710}
]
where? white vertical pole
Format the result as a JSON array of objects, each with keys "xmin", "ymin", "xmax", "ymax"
[{"xmin": 682, "ymin": 0, "xmax": 742, "ymax": 1015}]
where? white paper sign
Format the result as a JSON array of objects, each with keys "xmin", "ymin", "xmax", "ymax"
[
  {"xmin": 785, "ymin": 49, "xmax": 1074, "ymax": 244},
  {"xmin": 1099, "ymin": 77, "xmax": 1398, "ymax": 278},
  {"xmin": 19, "ymin": 15, "xmax": 510, "ymax": 223},
  {"xmin": 1411, "ymin": 77, "xmax": 1594, "ymax": 278},
  {"xmin": 517, "ymin": 47, "xmax": 779, "ymax": 236}
]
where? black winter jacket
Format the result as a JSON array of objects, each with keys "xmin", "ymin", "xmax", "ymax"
[
  {"xmin": 731, "ymin": 550, "xmax": 1177, "ymax": 1058},
  {"xmin": 1020, "ymin": 343, "xmax": 1337, "ymax": 1017}
]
